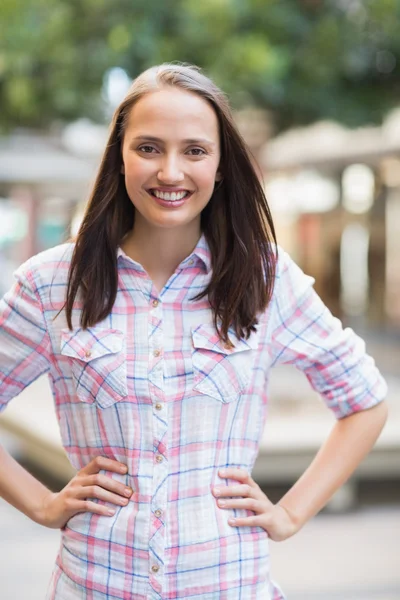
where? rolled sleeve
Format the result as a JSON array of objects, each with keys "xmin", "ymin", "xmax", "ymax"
[
  {"xmin": 0, "ymin": 260, "xmax": 52, "ymax": 411},
  {"xmin": 270, "ymin": 248, "xmax": 388, "ymax": 419}
]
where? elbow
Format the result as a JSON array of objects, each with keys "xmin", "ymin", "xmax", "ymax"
[
  {"xmin": 376, "ymin": 398, "xmax": 389, "ymax": 426},
  {"xmin": 364, "ymin": 399, "xmax": 389, "ymax": 436},
  {"xmin": 371, "ymin": 398, "xmax": 389, "ymax": 419},
  {"xmin": 342, "ymin": 398, "xmax": 389, "ymax": 434}
]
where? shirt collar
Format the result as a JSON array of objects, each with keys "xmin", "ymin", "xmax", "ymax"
[
  {"xmin": 117, "ymin": 232, "xmax": 212, "ymax": 274},
  {"xmin": 116, "ymin": 245, "xmax": 144, "ymax": 273},
  {"xmin": 182, "ymin": 233, "xmax": 211, "ymax": 273}
]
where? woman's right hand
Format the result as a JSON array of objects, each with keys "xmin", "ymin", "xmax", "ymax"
[{"xmin": 36, "ymin": 456, "xmax": 133, "ymax": 529}]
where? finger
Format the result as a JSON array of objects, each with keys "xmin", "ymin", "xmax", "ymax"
[
  {"xmin": 216, "ymin": 497, "xmax": 262, "ymax": 511},
  {"xmin": 83, "ymin": 474, "xmax": 133, "ymax": 499},
  {"xmin": 218, "ymin": 469, "xmax": 259, "ymax": 493},
  {"xmin": 72, "ymin": 499, "xmax": 117, "ymax": 517},
  {"xmin": 75, "ymin": 485, "xmax": 130, "ymax": 507},
  {"xmin": 81, "ymin": 456, "xmax": 128, "ymax": 476},
  {"xmin": 218, "ymin": 468, "xmax": 250, "ymax": 482},
  {"xmin": 213, "ymin": 483, "xmax": 253, "ymax": 498}
]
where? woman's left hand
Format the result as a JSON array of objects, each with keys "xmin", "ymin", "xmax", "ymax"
[{"xmin": 212, "ymin": 467, "xmax": 298, "ymax": 542}]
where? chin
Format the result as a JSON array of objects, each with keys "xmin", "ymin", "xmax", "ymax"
[{"xmin": 153, "ymin": 219, "xmax": 194, "ymax": 230}]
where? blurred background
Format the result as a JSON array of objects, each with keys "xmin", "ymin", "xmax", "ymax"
[{"xmin": 0, "ymin": 0, "xmax": 399, "ymax": 598}]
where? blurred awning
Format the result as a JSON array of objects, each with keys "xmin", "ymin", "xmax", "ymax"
[
  {"xmin": 260, "ymin": 108, "xmax": 400, "ymax": 171},
  {"xmin": 0, "ymin": 131, "xmax": 97, "ymax": 184}
]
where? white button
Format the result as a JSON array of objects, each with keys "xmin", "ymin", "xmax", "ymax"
[
  {"xmin": 152, "ymin": 299, "xmax": 159, "ymax": 308},
  {"xmin": 155, "ymin": 403, "xmax": 163, "ymax": 411},
  {"xmin": 155, "ymin": 509, "xmax": 162, "ymax": 518},
  {"xmin": 155, "ymin": 454, "xmax": 163, "ymax": 463},
  {"xmin": 188, "ymin": 259, "xmax": 194, "ymax": 266},
  {"xmin": 151, "ymin": 564, "xmax": 159, "ymax": 573},
  {"xmin": 84, "ymin": 350, "xmax": 92, "ymax": 358},
  {"xmin": 153, "ymin": 349, "xmax": 161, "ymax": 358}
]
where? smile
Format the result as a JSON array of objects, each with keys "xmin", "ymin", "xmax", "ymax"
[{"xmin": 149, "ymin": 189, "xmax": 191, "ymax": 202}]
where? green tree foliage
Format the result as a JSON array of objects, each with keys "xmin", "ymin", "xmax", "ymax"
[{"xmin": 1, "ymin": 0, "xmax": 400, "ymax": 132}]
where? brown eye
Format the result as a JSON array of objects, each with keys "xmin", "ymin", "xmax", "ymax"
[
  {"xmin": 187, "ymin": 148, "xmax": 206, "ymax": 156},
  {"xmin": 138, "ymin": 145, "xmax": 157, "ymax": 154}
]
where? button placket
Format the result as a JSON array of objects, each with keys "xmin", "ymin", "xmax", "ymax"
[{"xmin": 148, "ymin": 289, "xmax": 167, "ymax": 597}]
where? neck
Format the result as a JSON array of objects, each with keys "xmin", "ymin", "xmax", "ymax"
[{"xmin": 121, "ymin": 218, "xmax": 202, "ymax": 277}]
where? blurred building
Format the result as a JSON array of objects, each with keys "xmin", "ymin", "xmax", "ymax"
[
  {"xmin": 0, "ymin": 129, "xmax": 98, "ymax": 294},
  {"xmin": 260, "ymin": 110, "xmax": 400, "ymax": 377}
]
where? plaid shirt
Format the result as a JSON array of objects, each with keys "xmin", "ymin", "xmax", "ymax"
[{"xmin": 0, "ymin": 234, "xmax": 387, "ymax": 600}]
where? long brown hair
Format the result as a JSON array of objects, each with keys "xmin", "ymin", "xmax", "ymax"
[{"xmin": 64, "ymin": 63, "xmax": 277, "ymax": 344}]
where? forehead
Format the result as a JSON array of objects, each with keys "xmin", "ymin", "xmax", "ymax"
[{"xmin": 125, "ymin": 88, "xmax": 219, "ymax": 141}]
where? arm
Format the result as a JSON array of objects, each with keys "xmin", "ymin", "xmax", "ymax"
[
  {"xmin": 268, "ymin": 249, "xmax": 388, "ymax": 536},
  {"xmin": 0, "ymin": 262, "xmax": 133, "ymax": 528},
  {"xmin": 212, "ymin": 248, "xmax": 388, "ymax": 538},
  {"xmin": 0, "ymin": 443, "xmax": 54, "ymax": 523},
  {"xmin": 0, "ymin": 442, "xmax": 133, "ymax": 528},
  {"xmin": 278, "ymin": 400, "xmax": 388, "ymax": 529},
  {"xmin": 0, "ymin": 261, "xmax": 56, "ymax": 522}
]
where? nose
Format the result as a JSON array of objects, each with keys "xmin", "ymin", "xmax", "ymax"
[{"xmin": 157, "ymin": 153, "xmax": 184, "ymax": 184}]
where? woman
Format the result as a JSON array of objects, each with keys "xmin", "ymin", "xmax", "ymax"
[{"xmin": 0, "ymin": 63, "xmax": 388, "ymax": 599}]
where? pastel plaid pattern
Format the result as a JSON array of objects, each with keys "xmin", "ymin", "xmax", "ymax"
[{"xmin": 0, "ymin": 235, "xmax": 387, "ymax": 599}]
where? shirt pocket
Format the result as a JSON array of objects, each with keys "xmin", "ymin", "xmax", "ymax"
[
  {"xmin": 191, "ymin": 323, "xmax": 259, "ymax": 403},
  {"xmin": 60, "ymin": 327, "xmax": 128, "ymax": 409}
]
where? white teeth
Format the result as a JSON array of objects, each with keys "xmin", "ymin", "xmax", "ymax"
[{"xmin": 153, "ymin": 190, "xmax": 188, "ymax": 201}]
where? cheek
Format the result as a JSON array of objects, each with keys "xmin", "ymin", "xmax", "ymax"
[
  {"xmin": 123, "ymin": 158, "xmax": 150, "ymax": 180},
  {"xmin": 194, "ymin": 163, "xmax": 220, "ymax": 189}
]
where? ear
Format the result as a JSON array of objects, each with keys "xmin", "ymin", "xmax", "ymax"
[
  {"xmin": 215, "ymin": 171, "xmax": 223, "ymax": 182},
  {"xmin": 120, "ymin": 163, "xmax": 125, "ymax": 174}
]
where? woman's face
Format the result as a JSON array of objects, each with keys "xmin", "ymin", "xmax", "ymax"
[{"xmin": 121, "ymin": 87, "xmax": 222, "ymax": 235}]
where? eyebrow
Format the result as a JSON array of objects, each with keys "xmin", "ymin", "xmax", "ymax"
[{"xmin": 131, "ymin": 135, "xmax": 216, "ymax": 147}]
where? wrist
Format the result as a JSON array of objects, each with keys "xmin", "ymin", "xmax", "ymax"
[
  {"xmin": 32, "ymin": 490, "xmax": 57, "ymax": 527},
  {"xmin": 276, "ymin": 501, "xmax": 304, "ymax": 533}
]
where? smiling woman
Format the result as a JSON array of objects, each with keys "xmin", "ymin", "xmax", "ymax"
[
  {"xmin": 119, "ymin": 87, "xmax": 222, "ymax": 245},
  {"xmin": 64, "ymin": 63, "xmax": 277, "ymax": 341},
  {"xmin": 0, "ymin": 63, "xmax": 388, "ymax": 600}
]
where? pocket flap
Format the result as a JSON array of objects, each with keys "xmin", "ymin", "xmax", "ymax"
[
  {"xmin": 191, "ymin": 323, "xmax": 258, "ymax": 354},
  {"xmin": 60, "ymin": 328, "xmax": 124, "ymax": 362}
]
